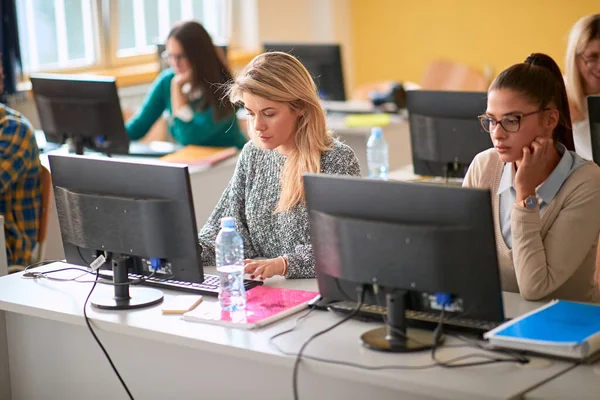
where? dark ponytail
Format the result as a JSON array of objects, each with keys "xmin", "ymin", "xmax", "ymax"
[{"xmin": 489, "ymin": 53, "xmax": 574, "ymax": 151}]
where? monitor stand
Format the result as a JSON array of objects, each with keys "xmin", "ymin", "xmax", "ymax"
[
  {"xmin": 360, "ymin": 290, "xmax": 440, "ymax": 352},
  {"xmin": 91, "ymin": 254, "xmax": 163, "ymax": 310},
  {"xmin": 67, "ymin": 136, "xmax": 86, "ymax": 155}
]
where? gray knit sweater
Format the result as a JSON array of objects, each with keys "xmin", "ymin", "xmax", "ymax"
[{"xmin": 198, "ymin": 138, "xmax": 361, "ymax": 278}]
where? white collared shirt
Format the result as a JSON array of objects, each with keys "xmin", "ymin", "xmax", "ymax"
[{"xmin": 497, "ymin": 144, "xmax": 587, "ymax": 248}]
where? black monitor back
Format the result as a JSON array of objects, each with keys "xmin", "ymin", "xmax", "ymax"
[
  {"xmin": 588, "ymin": 95, "xmax": 600, "ymax": 166},
  {"xmin": 407, "ymin": 90, "xmax": 491, "ymax": 178},
  {"xmin": 31, "ymin": 74, "xmax": 129, "ymax": 155},
  {"xmin": 48, "ymin": 155, "xmax": 203, "ymax": 282},
  {"xmin": 304, "ymin": 174, "xmax": 504, "ymax": 323},
  {"xmin": 263, "ymin": 43, "xmax": 346, "ymax": 101}
]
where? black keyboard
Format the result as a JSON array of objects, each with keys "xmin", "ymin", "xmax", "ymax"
[
  {"xmin": 98, "ymin": 271, "xmax": 263, "ymax": 296},
  {"xmin": 327, "ymin": 301, "xmax": 502, "ymax": 336}
]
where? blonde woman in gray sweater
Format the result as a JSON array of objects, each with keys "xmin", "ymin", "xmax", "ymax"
[
  {"xmin": 198, "ymin": 52, "xmax": 360, "ymax": 280},
  {"xmin": 465, "ymin": 53, "xmax": 600, "ymax": 302}
]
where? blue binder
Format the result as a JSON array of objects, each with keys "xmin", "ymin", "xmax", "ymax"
[{"xmin": 484, "ymin": 300, "xmax": 600, "ymax": 360}]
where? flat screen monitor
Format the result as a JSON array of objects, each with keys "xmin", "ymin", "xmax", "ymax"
[
  {"xmin": 588, "ymin": 95, "xmax": 600, "ymax": 166},
  {"xmin": 304, "ymin": 174, "xmax": 504, "ymax": 352},
  {"xmin": 263, "ymin": 43, "xmax": 346, "ymax": 101},
  {"xmin": 407, "ymin": 90, "xmax": 491, "ymax": 179},
  {"xmin": 49, "ymin": 154, "xmax": 203, "ymax": 310},
  {"xmin": 31, "ymin": 74, "xmax": 130, "ymax": 156}
]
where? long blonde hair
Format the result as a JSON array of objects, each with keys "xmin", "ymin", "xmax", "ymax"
[
  {"xmin": 565, "ymin": 14, "xmax": 600, "ymax": 115},
  {"xmin": 229, "ymin": 51, "xmax": 332, "ymax": 212}
]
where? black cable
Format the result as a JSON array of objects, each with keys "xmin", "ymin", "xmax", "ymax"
[
  {"xmin": 23, "ymin": 259, "xmax": 64, "ymax": 272},
  {"xmin": 25, "ymin": 266, "xmax": 156, "ymax": 286},
  {"xmin": 83, "ymin": 270, "xmax": 135, "ymax": 400},
  {"xmin": 268, "ymin": 290, "xmax": 530, "ymax": 395},
  {"xmin": 430, "ymin": 308, "xmax": 528, "ymax": 368},
  {"xmin": 292, "ymin": 285, "xmax": 366, "ymax": 400}
]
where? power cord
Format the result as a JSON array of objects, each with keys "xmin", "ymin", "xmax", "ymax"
[
  {"xmin": 430, "ymin": 306, "xmax": 529, "ymax": 368},
  {"xmin": 24, "ymin": 266, "xmax": 156, "ymax": 286},
  {"xmin": 23, "ymin": 259, "xmax": 65, "ymax": 272},
  {"xmin": 268, "ymin": 287, "xmax": 530, "ymax": 394},
  {"xmin": 26, "ymin": 256, "xmax": 138, "ymax": 399},
  {"xmin": 83, "ymin": 270, "xmax": 135, "ymax": 400},
  {"xmin": 291, "ymin": 285, "xmax": 366, "ymax": 400}
]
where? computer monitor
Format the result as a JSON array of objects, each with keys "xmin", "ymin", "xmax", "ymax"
[
  {"xmin": 48, "ymin": 154, "xmax": 203, "ymax": 310},
  {"xmin": 407, "ymin": 90, "xmax": 492, "ymax": 179},
  {"xmin": 588, "ymin": 95, "xmax": 600, "ymax": 166},
  {"xmin": 31, "ymin": 74, "xmax": 130, "ymax": 156},
  {"xmin": 263, "ymin": 43, "xmax": 346, "ymax": 101},
  {"xmin": 156, "ymin": 43, "xmax": 228, "ymax": 72},
  {"xmin": 304, "ymin": 174, "xmax": 504, "ymax": 352}
]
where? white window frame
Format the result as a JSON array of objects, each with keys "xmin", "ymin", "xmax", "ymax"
[
  {"xmin": 106, "ymin": 0, "xmax": 232, "ymax": 68},
  {"xmin": 18, "ymin": 0, "xmax": 231, "ymax": 73}
]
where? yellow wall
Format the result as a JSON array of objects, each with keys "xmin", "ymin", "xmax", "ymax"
[{"xmin": 350, "ymin": 0, "xmax": 599, "ymax": 87}]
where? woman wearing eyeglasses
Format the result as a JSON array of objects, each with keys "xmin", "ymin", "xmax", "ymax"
[
  {"xmin": 125, "ymin": 20, "xmax": 247, "ymax": 149},
  {"xmin": 565, "ymin": 14, "xmax": 600, "ymax": 160},
  {"xmin": 464, "ymin": 53, "xmax": 600, "ymax": 303}
]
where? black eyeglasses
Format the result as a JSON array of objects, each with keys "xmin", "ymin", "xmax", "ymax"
[
  {"xmin": 478, "ymin": 109, "xmax": 549, "ymax": 133},
  {"xmin": 580, "ymin": 54, "xmax": 600, "ymax": 68},
  {"xmin": 161, "ymin": 51, "xmax": 187, "ymax": 63}
]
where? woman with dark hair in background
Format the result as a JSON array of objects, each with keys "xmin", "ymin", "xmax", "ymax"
[
  {"xmin": 126, "ymin": 20, "xmax": 247, "ymax": 149},
  {"xmin": 464, "ymin": 53, "xmax": 600, "ymax": 303}
]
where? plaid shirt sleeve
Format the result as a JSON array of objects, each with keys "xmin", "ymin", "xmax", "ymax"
[
  {"xmin": 0, "ymin": 107, "xmax": 41, "ymax": 266},
  {"xmin": 0, "ymin": 114, "xmax": 33, "ymax": 192}
]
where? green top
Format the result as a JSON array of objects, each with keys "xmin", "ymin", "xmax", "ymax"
[{"xmin": 125, "ymin": 69, "xmax": 247, "ymax": 149}]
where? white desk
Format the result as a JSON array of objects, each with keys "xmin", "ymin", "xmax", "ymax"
[
  {"xmin": 39, "ymin": 151, "xmax": 238, "ymax": 261},
  {"xmin": 0, "ymin": 263, "xmax": 580, "ymax": 400},
  {"xmin": 524, "ymin": 363, "xmax": 600, "ymax": 399}
]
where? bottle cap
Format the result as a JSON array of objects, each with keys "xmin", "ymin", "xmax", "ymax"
[
  {"xmin": 371, "ymin": 127, "xmax": 383, "ymax": 138},
  {"xmin": 221, "ymin": 217, "xmax": 235, "ymax": 229}
]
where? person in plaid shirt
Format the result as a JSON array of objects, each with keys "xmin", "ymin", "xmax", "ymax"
[{"xmin": 0, "ymin": 70, "xmax": 42, "ymax": 266}]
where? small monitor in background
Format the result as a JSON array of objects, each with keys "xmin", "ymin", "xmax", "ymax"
[
  {"xmin": 588, "ymin": 95, "xmax": 600, "ymax": 166},
  {"xmin": 263, "ymin": 42, "xmax": 346, "ymax": 101},
  {"xmin": 407, "ymin": 90, "xmax": 491, "ymax": 179},
  {"xmin": 30, "ymin": 74, "xmax": 181, "ymax": 157},
  {"xmin": 49, "ymin": 154, "xmax": 203, "ymax": 310},
  {"xmin": 156, "ymin": 43, "xmax": 228, "ymax": 72},
  {"xmin": 31, "ymin": 74, "xmax": 130, "ymax": 156},
  {"xmin": 304, "ymin": 174, "xmax": 504, "ymax": 352}
]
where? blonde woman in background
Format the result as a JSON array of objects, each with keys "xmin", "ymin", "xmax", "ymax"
[
  {"xmin": 565, "ymin": 13, "xmax": 600, "ymax": 160},
  {"xmin": 565, "ymin": 14, "xmax": 600, "ymax": 289},
  {"xmin": 197, "ymin": 52, "xmax": 361, "ymax": 280}
]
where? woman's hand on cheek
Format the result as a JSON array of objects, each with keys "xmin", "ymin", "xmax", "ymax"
[{"xmin": 515, "ymin": 137, "xmax": 555, "ymax": 199}]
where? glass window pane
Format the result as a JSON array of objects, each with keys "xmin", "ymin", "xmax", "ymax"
[
  {"xmin": 144, "ymin": 0, "xmax": 160, "ymax": 46},
  {"xmin": 64, "ymin": 0, "xmax": 86, "ymax": 60},
  {"xmin": 192, "ymin": 0, "xmax": 204, "ymax": 21},
  {"xmin": 169, "ymin": 1, "xmax": 182, "ymax": 26},
  {"xmin": 15, "ymin": 0, "xmax": 31, "ymax": 70},
  {"xmin": 118, "ymin": 0, "xmax": 136, "ymax": 50},
  {"xmin": 32, "ymin": 0, "xmax": 59, "ymax": 65}
]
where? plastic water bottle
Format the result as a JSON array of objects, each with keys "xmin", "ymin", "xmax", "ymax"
[
  {"xmin": 216, "ymin": 217, "xmax": 246, "ymax": 310},
  {"xmin": 367, "ymin": 127, "xmax": 389, "ymax": 179}
]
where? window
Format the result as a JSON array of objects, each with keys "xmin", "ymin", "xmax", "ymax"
[
  {"xmin": 116, "ymin": 0, "xmax": 230, "ymax": 58},
  {"xmin": 16, "ymin": 0, "xmax": 96, "ymax": 72},
  {"xmin": 16, "ymin": 0, "xmax": 231, "ymax": 73}
]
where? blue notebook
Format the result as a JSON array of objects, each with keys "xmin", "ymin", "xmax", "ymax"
[{"xmin": 484, "ymin": 300, "xmax": 600, "ymax": 360}]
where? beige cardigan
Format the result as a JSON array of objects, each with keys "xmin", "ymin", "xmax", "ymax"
[{"xmin": 464, "ymin": 149, "xmax": 600, "ymax": 302}]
